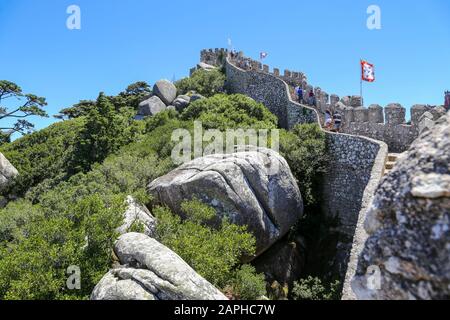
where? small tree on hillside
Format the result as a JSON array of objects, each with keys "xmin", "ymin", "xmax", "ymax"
[
  {"xmin": 0, "ymin": 80, "xmax": 48, "ymax": 143},
  {"xmin": 73, "ymin": 92, "xmax": 127, "ymax": 172}
]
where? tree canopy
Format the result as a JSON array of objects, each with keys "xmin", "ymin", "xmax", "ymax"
[{"xmin": 0, "ymin": 80, "xmax": 48, "ymax": 142}]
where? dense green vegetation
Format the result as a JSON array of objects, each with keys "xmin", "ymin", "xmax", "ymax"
[
  {"xmin": 175, "ymin": 69, "xmax": 226, "ymax": 97},
  {"xmin": 292, "ymin": 276, "xmax": 340, "ymax": 300},
  {"xmin": 279, "ymin": 123, "xmax": 328, "ymax": 206},
  {"xmin": 154, "ymin": 199, "xmax": 266, "ymax": 300},
  {"xmin": 181, "ymin": 94, "xmax": 278, "ymax": 130},
  {"xmin": 0, "ymin": 118, "xmax": 85, "ymax": 199},
  {"xmin": 56, "ymin": 82, "xmax": 151, "ymax": 120},
  {"xmin": 0, "ymin": 68, "xmax": 329, "ymax": 300}
]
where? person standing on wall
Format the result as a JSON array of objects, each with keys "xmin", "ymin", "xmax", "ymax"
[
  {"xmin": 295, "ymin": 85, "xmax": 303, "ymax": 103},
  {"xmin": 332, "ymin": 110, "xmax": 342, "ymax": 133},
  {"xmin": 308, "ymin": 89, "xmax": 316, "ymax": 106},
  {"xmin": 324, "ymin": 110, "xmax": 332, "ymax": 130}
]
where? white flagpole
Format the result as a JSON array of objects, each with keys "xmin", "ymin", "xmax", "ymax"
[{"xmin": 360, "ymin": 59, "xmax": 364, "ymax": 104}]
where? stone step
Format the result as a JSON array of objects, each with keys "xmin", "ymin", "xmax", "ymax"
[
  {"xmin": 388, "ymin": 154, "xmax": 399, "ymax": 162},
  {"xmin": 385, "ymin": 162, "xmax": 396, "ymax": 170}
]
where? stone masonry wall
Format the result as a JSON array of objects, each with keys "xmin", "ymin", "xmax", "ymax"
[{"xmin": 223, "ymin": 52, "xmax": 388, "ymax": 288}]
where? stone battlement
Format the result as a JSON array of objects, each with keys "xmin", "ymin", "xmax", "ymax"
[{"xmin": 200, "ymin": 48, "xmax": 443, "ymax": 152}]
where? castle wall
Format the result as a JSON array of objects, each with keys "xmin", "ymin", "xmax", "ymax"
[
  {"xmin": 336, "ymin": 103, "xmax": 429, "ymax": 153},
  {"xmin": 224, "ymin": 54, "xmax": 388, "ymax": 286}
]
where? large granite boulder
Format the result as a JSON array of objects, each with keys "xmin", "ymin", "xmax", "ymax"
[
  {"xmin": 153, "ymin": 80, "xmax": 177, "ymax": 106},
  {"xmin": 352, "ymin": 112, "xmax": 450, "ymax": 300},
  {"xmin": 91, "ymin": 233, "xmax": 227, "ymax": 300},
  {"xmin": 148, "ymin": 147, "xmax": 304, "ymax": 258},
  {"xmin": 138, "ymin": 96, "xmax": 166, "ymax": 117},
  {"xmin": 116, "ymin": 196, "xmax": 157, "ymax": 237},
  {"xmin": 0, "ymin": 153, "xmax": 18, "ymax": 190}
]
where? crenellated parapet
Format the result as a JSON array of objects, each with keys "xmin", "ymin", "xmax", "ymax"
[
  {"xmin": 201, "ymin": 48, "xmax": 309, "ymax": 88},
  {"xmin": 200, "ymin": 48, "xmax": 229, "ymax": 67},
  {"xmin": 334, "ymin": 103, "xmax": 446, "ymax": 152}
]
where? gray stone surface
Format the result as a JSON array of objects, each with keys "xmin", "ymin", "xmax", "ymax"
[
  {"xmin": 350, "ymin": 96, "xmax": 363, "ymax": 108},
  {"xmin": 172, "ymin": 95, "xmax": 191, "ymax": 112},
  {"xmin": 368, "ymin": 104, "xmax": 384, "ymax": 124},
  {"xmin": 385, "ymin": 103, "xmax": 406, "ymax": 125},
  {"xmin": 418, "ymin": 111, "xmax": 435, "ymax": 134},
  {"xmin": 354, "ymin": 107, "xmax": 368, "ymax": 122},
  {"xmin": 340, "ymin": 96, "xmax": 351, "ymax": 107},
  {"xmin": 351, "ymin": 112, "xmax": 450, "ymax": 300},
  {"xmin": 0, "ymin": 152, "xmax": 18, "ymax": 190},
  {"xmin": 91, "ymin": 233, "xmax": 228, "ymax": 300},
  {"xmin": 190, "ymin": 93, "xmax": 206, "ymax": 103},
  {"xmin": 148, "ymin": 147, "xmax": 304, "ymax": 258},
  {"xmin": 197, "ymin": 62, "xmax": 217, "ymax": 71},
  {"xmin": 138, "ymin": 96, "xmax": 166, "ymax": 116},
  {"xmin": 153, "ymin": 80, "xmax": 177, "ymax": 105},
  {"xmin": 117, "ymin": 196, "xmax": 157, "ymax": 237},
  {"xmin": 411, "ymin": 104, "xmax": 428, "ymax": 125}
]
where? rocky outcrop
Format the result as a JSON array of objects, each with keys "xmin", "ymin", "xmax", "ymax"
[
  {"xmin": 148, "ymin": 147, "xmax": 304, "ymax": 258},
  {"xmin": 117, "ymin": 196, "xmax": 157, "ymax": 237},
  {"xmin": 0, "ymin": 153, "xmax": 18, "ymax": 190},
  {"xmin": 136, "ymin": 80, "xmax": 200, "ymax": 118},
  {"xmin": 153, "ymin": 80, "xmax": 177, "ymax": 106},
  {"xmin": 352, "ymin": 112, "xmax": 450, "ymax": 300},
  {"xmin": 91, "ymin": 233, "xmax": 227, "ymax": 300},
  {"xmin": 138, "ymin": 96, "xmax": 166, "ymax": 116},
  {"xmin": 197, "ymin": 62, "xmax": 217, "ymax": 71},
  {"xmin": 172, "ymin": 95, "xmax": 191, "ymax": 112}
]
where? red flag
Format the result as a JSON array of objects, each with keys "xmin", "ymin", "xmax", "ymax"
[{"xmin": 361, "ymin": 60, "xmax": 375, "ymax": 82}]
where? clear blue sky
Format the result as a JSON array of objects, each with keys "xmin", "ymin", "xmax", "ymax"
[{"xmin": 1, "ymin": 0, "xmax": 449, "ymax": 134}]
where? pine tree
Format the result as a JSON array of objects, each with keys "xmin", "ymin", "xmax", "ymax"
[{"xmin": 74, "ymin": 93, "xmax": 125, "ymax": 171}]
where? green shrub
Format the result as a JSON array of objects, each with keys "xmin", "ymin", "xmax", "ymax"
[
  {"xmin": 291, "ymin": 276, "xmax": 340, "ymax": 300},
  {"xmin": 181, "ymin": 94, "xmax": 277, "ymax": 130},
  {"xmin": 0, "ymin": 194, "xmax": 124, "ymax": 300},
  {"xmin": 228, "ymin": 265, "xmax": 267, "ymax": 300},
  {"xmin": 0, "ymin": 199, "xmax": 43, "ymax": 243},
  {"xmin": 0, "ymin": 118, "xmax": 85, "ymax": 198},
  {"xmin": 154, "ymin": 199, "xmax": 257, "ymax": 290},
  {"xmin": 279, "ymin": 123, "xmax": 328, "ymax": 206},
  {"xmin": 175, "ymin": 69, "xmax": 225, "ymax": 97}
]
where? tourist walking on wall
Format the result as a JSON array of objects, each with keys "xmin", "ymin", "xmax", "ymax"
[
  {"xmin": 308, "ymin": 90, "xmax": 316, "ymax": 106},
  {"xmin": 295, "ymin": 86, "xmax": 303, "ymax": 103},
  {"xmin": 324, "ymin": 110, "xmax": 332, "ymax": 130},
  {"xmin": 332, "ymin": 111, "xmax": 342, "ymax": 132}
]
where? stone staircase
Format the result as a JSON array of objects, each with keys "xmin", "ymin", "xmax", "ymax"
[{"xmin": 384, "ymin": 153, "xmax": 402, "ymax": 176}]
